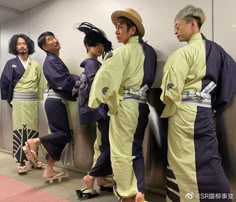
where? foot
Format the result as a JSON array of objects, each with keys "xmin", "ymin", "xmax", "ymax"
[
  {"xmin": 76, "ymin": 188, "xmax": 99, "ymax": 200},
  {"xmin": 120, "ymin": 197, "xmax": 135, "ymax": 202},
  {"xmin": 30, "ymin": 160, "xmax": 45, "ymax": 169},
  {"xmin": 19, "ymin": 162, "xmax": 26, "ymax": 167},
  {"xmin": 83, "ymin": 175, "xmax": 95, "ymax": 189},
  {"xmin": 44, "ymin": 171, "xmax": 69, "ymax": 183},
  {"xmin": 17, "ymin": 163, "xmax": 27, "ymax": 174},
  {"xmin": 26, "ymin": 139, "xmax": 38, "ymax": 153},
  {"xmin": 23, "ymin": 142, "xmax": 38, "ymax": 167},
  {"xmin": 96, "ymin": 176, "xmax": 111, "ymax": 186},
  {"xmin": 136, "ymin": 192, "xmax": 147, "ymax": 202},
  {"xmin": 96, "ymin": 177, "xmax": 113, "ymax": 192},
  {"xmin": 43, "ymin": 170, "xmax": 62, "ymax": 179}
]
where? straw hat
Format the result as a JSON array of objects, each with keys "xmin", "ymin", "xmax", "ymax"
[{"xmin": 111, "ymin": 8, "xmax": 145, "ymax": 37}]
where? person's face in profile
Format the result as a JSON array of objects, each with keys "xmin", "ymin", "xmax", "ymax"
[
  {"xmin": 174, "ymin": 18, "xmax": 195, "ymax": 42},
  {"xmin": 86, "ymin": 43, "xmax": 105, "ymax": 58}
]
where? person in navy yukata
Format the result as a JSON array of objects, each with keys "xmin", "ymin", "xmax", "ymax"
[
  {"xmin": 160, "ymin": 5, "xmax": 236, "ymax": 202},
  {"xmin": 73, "ymin": 22, "xmax": 113, "ymax": 200},
  {"xmin": 23, "ymin": 31, "xmax": 79, "ymax": 183},
  {"xmin": 88, "ymin": 8, "xmax": 157, "ymax": 202},
  {"xmin": 0, "ymin": 34, "xmax": 44, "ymax": 174}
]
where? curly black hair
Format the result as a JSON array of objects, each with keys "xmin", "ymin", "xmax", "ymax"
[{"xmin": 8, "ymin": 34, "xmax": 35, "ymax": 55}]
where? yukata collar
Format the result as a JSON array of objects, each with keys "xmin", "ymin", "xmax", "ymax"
[
  {"xmin": 126, "ymin": 36, "xmax": 139, "ymax": 44},
  {"xmin": 188, "ymin": 33, "xmax": 202, "ymax": 44}
]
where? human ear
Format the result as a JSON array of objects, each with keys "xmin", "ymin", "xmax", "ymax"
[
  {"xmin": 42, "ymin": 44, "xmax": 47, "ymax": 51},
  {"xmin": 130, "ymin": 26, "xmax": 136, "ymax": 35}
]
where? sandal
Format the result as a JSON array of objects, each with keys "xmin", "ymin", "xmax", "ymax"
[
  {"xmin": 30, "ymin": 160, "xmax": 45, "ymax": 169},
  {"xmin": 44, "ymin": 172, "xmax": 69, "ymax": 184},
  {"xmin": 22, "ymin": 142, "xmax": 38, "ymax": 167},
  {"xmin": 17, "ymin": 165, "xmax": 28, "ymax": 174},
  {"xmin": 76, "ymin": 188, "xmax": 99, "ymax": 200},
  {"xmin": 99, "ymin": 182, "xmax": 113, "ymax": 192}
]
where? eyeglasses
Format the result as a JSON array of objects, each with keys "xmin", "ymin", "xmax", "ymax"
[{"xmin": 174, "ymin": 26, "xmax": 180, "ymax": 32}]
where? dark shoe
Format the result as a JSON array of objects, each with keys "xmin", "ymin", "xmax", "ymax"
[
  {"xmin": 76, "ymin": 188, "xmax": 99, "ymax": 200},
  {"xmin": 99, "ymin": 182, "xmax": 113, "ymax": 192}
]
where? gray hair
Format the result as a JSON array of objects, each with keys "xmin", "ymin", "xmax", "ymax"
[{"xmin": 175, "ymin": 5, "xmax": 206, "ymax": 27}]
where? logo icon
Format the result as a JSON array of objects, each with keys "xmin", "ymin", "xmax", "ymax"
[{"xmin": 185, "ymin": 192, "xmax": 194, "ymax": 199}]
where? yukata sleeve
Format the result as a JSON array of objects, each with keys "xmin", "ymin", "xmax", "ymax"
[
  {"xmin": 85, "ymin": 60, "xmax": 100, "ymax": 83},
  {"xmin": 0, "ymin": 61, "xmax": 13, "ymax": 102},
  {"xmin": 38, "ymin": 65, "xmax": 47, "ymax": 101},
  {"xmin": 44, "ymin": 58, "xmax": 77, "ymax": 92},
  {"xmin": 88, "ymin": 49, "xmax": 126, "ymax": 114},
  {"xmin": 160, "ymin": 49, "xmax": 189, "ymax": 118},
  {"xmin": 213, "ymin": 49, "xmax": 236, "ymax": 113}
]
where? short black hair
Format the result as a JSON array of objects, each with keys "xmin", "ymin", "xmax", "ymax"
[
  {"xmin": 78, "ymin": 22, "xmax": 112, "ymax": 58},
  {"xmin": 8, "ymin": 34, "xmax": 35, "ymax": 55},
  {"xmin": 117, "ymin": 17, "xmax": 139, "ymax": 36},
  {"xmin": 84, "ymin": 31, "xmax": 112, "ymax": 53},
  {"xmin": 38, "ymin": 31, "xmax": 55, "ymax": 51}
]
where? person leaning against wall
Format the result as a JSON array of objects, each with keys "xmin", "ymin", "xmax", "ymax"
[
  {"xmin": 160, "ymin": 4, "xmax": 236, "ymax": 202},
  {"xmin": 22, "ymin": 31, "xmax": 79, "ymax": 183},
  {"xmin": 0, "ymin": 34, "xmax": 45, "ymax": 174},
  {"xmin": 88, "ymin": 8, "xmax": 157, "ymax": 202},
  {"xmin": 73, "ymin": 22, "xmax": 113, "ymax": 200}
]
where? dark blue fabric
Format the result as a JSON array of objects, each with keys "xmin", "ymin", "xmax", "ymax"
[
  {"xmin": 40, "ymin": 98, "xmax": 72, "ymax": 161},
  {"xmin": 194, "ymin": 107, "xmax": 231, "ymax": 200},
  {"xmin": 139, "ymin": 38, "xmax": 157, "ymax": 88},
  {"xmin": 43, "ymin": 52, "xmax": 78, "ymax": 101},
  {"xmin": 0, "ymin": 57, "xmax": 25, "ymax": 103},
  {"xmin": 202, "ymin": 34, "xmax": 236, "ymax": 113},
  {"xmin": 132, "ymin": 104, "xmax": 150, "ymax": 193},
  {"xmin": 89, "ymin": 117, "xmax": 112, "ymax": 176},
  {"xmin": 192, "ymin": 35, "xmax": 235, "ymax": 200},
  {"xmin": 79, "ymin": 58, "xmax": 108, "ymax": 124}
]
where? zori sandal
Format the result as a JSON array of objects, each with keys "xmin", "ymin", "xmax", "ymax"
[
  {"xmin": 99, "ymin": 182, "xmax": 113, "ymax": 192},
  {"xmin": 22, "ymin": 142, "xmax": 38, "ymax": 167},
  {"xmin": 44, "ymin": 172, "xmax": 69, "ymax": 184},
  {"xmin": 30, "ymin": 160, "xmax": 45, "ymax": 169},
  {"xmin": 17, "ymin": 165, "xmax": 28, "ymax": 174},
  {"xmin": 76, "ymin": 188, "xmax": 99, "ymax": 200}
]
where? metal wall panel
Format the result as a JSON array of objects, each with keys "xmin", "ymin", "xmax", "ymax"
[{"xmin": 214, "ymin": 0, "xmax": 236, "ymax": 195}]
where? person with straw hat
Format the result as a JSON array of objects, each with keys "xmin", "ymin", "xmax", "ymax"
[{"xmin": 89, "ymin": 8, "xmax": 157, "ymax": 202}]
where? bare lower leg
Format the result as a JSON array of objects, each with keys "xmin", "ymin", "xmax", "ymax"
[
  {"xmin": 83, "ymin": 174, "xmax": 95, "ymax": 189},
  {"xmin": 19, "ymin": 162, "xmax": 25, "ymax": 166},
  {"xmin": 43, "ymin": 155, "xmax": 57, "ymax": 178},
  {"xmin": 26, "ymin": 138, "xmax": 41, "ymax": 152}
]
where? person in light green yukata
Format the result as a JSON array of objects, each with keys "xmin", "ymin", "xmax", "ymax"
[
  {"xmin": 0, "ymin": 34, "xmax": 45, "ymax": 174},
  {"xmin": 89, "ymin": 8, "xmax": 157, "ymax": 202},
  {"xmin": 161, "ymin": 5, "xmax": 233, "ymax": 202}
]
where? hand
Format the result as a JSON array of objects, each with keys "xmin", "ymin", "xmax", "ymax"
[{"xmin": 104, "ymin": 52, "xmax": 113, "ymax": 61}]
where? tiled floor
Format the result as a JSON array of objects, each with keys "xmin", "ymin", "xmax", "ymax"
[{"xmin": 0, "ymin": 151, "xmax": 165, "ymax": 202}]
